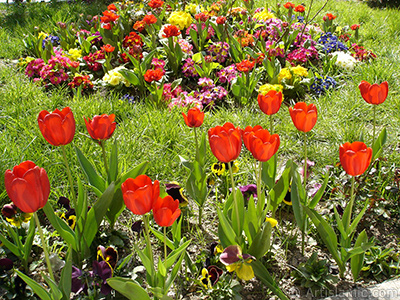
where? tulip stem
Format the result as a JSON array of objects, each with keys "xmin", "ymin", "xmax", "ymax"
[
  {"xmin": 61, "ymin": 145, "xmax": 77, "ymax": 209},
  {"xmin": 257, "ymin": 161, "xmax": 264, "ymax": 215},
  {"xmin": 373, "ymin": 105, "xmax": 376, "ymax": 147},
  {"xmin": 228, "ymin": 162, "xmax": 241, "ymax": 236},
  {"xmin": 34, "ymin": 212, "xmax": 54, "ymax": 281},
  {"xmin": 344, "ymin": 176, "xmax": 356, "ymax": 231},
  {"xmin": 269, "ymin": 115, "xmax": 273, "ymax": 134},
  {"xmin": 143, "ymin": 214, "xmax": 154, "ymax": 263},
  {"xmin": 100, "ymin": 141, "xmax": 109, "ymax": 177},
  {"xmin": 303, "ymin": 132, "xmax": 308, "ymax": 192},
  {"xmin": 194, "ymin": 127, "xmax": 199, "ymax": 162},
  {"xmin": 163, "ymin": 226, "xmax": 167, "ymax": 261}
]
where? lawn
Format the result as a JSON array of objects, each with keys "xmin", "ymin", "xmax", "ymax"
[{"xmin": 0, "ymin": 0, "xmax": 400, "ymax": 299}]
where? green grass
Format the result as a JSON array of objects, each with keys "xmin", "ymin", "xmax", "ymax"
[{"xmin": 0, "ymin": 0, "xmax": 399, "ymax": 203}]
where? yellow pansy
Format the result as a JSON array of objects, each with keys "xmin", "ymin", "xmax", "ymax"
[
  {"xmin": 254, "ymin": 10, "xmax": 276, "ymax": 21},
  {"xmin": 265, "ymin": 217, "xmax": 278, "ymax": 228}
]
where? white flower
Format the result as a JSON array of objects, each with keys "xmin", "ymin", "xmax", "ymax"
[{"xmin": 331, "ymin": 51, "xmax": 358, "ymax": 71}]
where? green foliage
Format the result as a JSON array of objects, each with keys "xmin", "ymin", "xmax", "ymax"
[
  {"xmin": 361, "ymin": 244, "xmax": 400, "ymax": 281},
  {"xmin": 292, "ymin": 252, "xmax": 338, "ymax": 295}
]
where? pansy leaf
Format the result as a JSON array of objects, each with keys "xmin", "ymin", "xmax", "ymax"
[{"xmin": 107, "ymin": 277, "xmax": 151, "ymax": 300}]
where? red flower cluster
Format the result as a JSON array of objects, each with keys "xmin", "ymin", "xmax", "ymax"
[
  {"xmin": 101, "ymin": 44, "xmax": 115, "ymax": 53},
  {"xmin": 83, "ymin": 50, "xmax": 105, "ymax": 71},
  {"xmin": 143, "ymin": 14, "xmax": 157, "ymax": 25},
  {"xmin": 323, "ymin": 13, "xmax": 336, "ymax": 21},
  {"xmin": 195, "ymin": 12, "xmax": 210, "ymax": 22},
  {"xmin": 68, "ymin": 75, "xmax": 93, "ymax": 89},
  {"xmin": 350, "ymin": 43, "xmax": 377, "ymax": 62},
  {"xmin": 144, "ymin": 69, "xmax": 164, "ymax": 82},
  {"xmin": 351, "ymin": 24, "xmax": 360, "ymax": 30},
  {"xmin": 107, "ymin": 3, "xmax": 117, "ymax": 12},
  {"xmin": 283, "ymin": 2, "xmax": 295, "ymax": 9},
  {"xmin": 236, "ymin": 59, "xmax": 255, "ymax": 73},
  {"xmin": 294, "ymin": 4, "xmax": 305, "ymax": 12},
  {"xmin": 289, "ymin": 102, "xmax": 318, "ymax": 133},
  {"xmin": 84, "ymin": 114, "xmax": 117, "ymax": 141},
  {"xmin": 133, "ymin": 20, "xmax": 146, "ymax": 32},
  {"xmin": 122, "ymin": 175, "xmax": 181, "ymax": 227},
  {"xmin": 38, "ymin": 107, "xmax": 76, "ymax": 146},
  {"xmin": 100, "ymin": 10, "xmax": 119, "ymax": 29},
  {"xmin": 162, "ymin": 25, "xmax": 181, "ymax": 38},
  {"xmin": 216, "ymin": 16, "xmax": 226, "ymax": 25},
  {"xmin": 182, "ymin": 107, "xmax": 204, "ymax": 128},
  {"xmin": 123, "ymin": 32, "xmax": 143, "ymax": 48},
  {"xmin": 148, "ymin": 0, "xmax": 164, "ymax": 9}
]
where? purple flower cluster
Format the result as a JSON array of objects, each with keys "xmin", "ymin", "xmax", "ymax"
[
  {"xmin": 216, "ymin": 64, "xmax": 239, "ymax": 84},
  {"xmin": 151, "ymin": 57, "xmax": 166, "ymax": 70},
  {"xmin": 207, "ymin": 42, "xmax": 230, "ymax": 63},
  {"xmin": 177, "ymin": 39, "xmax": 193, "ymax": 55},
  {"xmin": 265, "ymin": 41, "xmax": 285, "ymax": 58},
  {"xmin": 194, "ymin": 77, "xmax": 228, "ymax": 107},
  {"xmin": 182, "ymin": 58, "xmax": 199, "ymax": 77}
]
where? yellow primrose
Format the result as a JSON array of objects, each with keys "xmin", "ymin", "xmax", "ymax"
[
  {"xmin": 168, "ymin": 11, "xmax": 193, "ymax": 30},
  {"xmin": 259, "ymin": 83, "xmax": 284, "ymax": 95},
  {"xmin": 291, "ymin": 65, "xmax": 308, "ymax": 77},
  {"xmin": 67, "ymin": 48, "xmax": 82, "ymax": 61},
  {"xmin": 278, "ymin": 68, "xmax": 292, "ymax": 82},
  {"xmin": 254, "ymin": 10, "xmax": 276, "ymax": 21}
]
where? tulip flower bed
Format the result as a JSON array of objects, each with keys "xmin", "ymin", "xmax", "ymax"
[{"xmin": 1, "ymin": 0, "xmax": 400, "ymax": 299}]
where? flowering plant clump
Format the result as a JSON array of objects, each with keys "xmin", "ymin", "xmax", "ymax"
[{"xmin": 18, "ymin": 0, "xmax": 378, "ymax": 104}]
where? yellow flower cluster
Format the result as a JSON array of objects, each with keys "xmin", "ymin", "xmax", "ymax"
[
  {"xmin": 103, "ymin": 66, "xmax": 130, "ymax": 87},
  {"xmin": 291, "ymin": 65, "xmax": 309, "ymax": 77},
  {"xmin": 67, "ymin": 48, "xmax": 82, "ymax": 61},
  {"xmin": 278, "ymin": 68, "xmax": 292, "ymax": 82},
  {"xmin": 278, "ymin": 66, "xmax": 308, "ymax": 82},
  {"xmin": 254, "ymin": 9, "xmax": 276, "ymax": 21},
  {"xmin": 259, "ymin": 83, "xmax": 283, "ymax": 95},
  {"xmin": 168, "ymin": 11, "xmax": 193, "ymax": 29},
  {"xmin": 185, "ymin": 3, "xmax": 204, "ymax": 15}
]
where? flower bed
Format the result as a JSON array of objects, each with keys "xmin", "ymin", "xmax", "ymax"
[{"xmin": 2, "ymin": 1, "xmax": 399, "ymax": 300}]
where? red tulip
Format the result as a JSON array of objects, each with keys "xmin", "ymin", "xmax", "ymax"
[
  {"xmin": 152, "ymin": 195, "xmax": 181, "ymax": 227},
  {"xmin": 358, "ymin": 80, "xmax": 388, "ymax": 105},
  {"xmin": 182, "ymin": 107, "xmax": 204, "ymax": 128},
  {"xmin": 339, "ymin": 142, "xmax": 372, "ymax": 176},
  {"xmin": 84, "ymin": 114, "xmax": 117, "ymax": 141},
  {"xmin": 38, "ymin": 107, "xmax": 75, "ymax": 146},
  {"xmin": 121, "ymin": 175, "xmax": 160, "ymax": 215},
  {"xmin": 289, "ymin": 102, "xmax": 317, "ymax": 133},
  {"xmin": 242, "ymin": 126, "xmax": 280, "ymax": 162},
  {"xmin": 4, "ymin": 161, "xmax": 50, "ymax": 213},
  {"xmin": 208, "ymin": 122, "xmax": 242, "ymax": 163},
  {"xmin": 257, "ymin": 91, "xmax": 283, "ymax": 115}
]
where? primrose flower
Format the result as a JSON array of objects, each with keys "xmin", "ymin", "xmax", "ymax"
[
  {"xmin": 331, "ymin": 51, "xmax": 358, "ymax": 71},
  {"xmin": 67, "ymin": 48, "xmax": 82, "ymax": 61},
  {"xmin": 168, "ymin": 11, "xmax": 193, "ymax": 29},
  {"xmin": 103, "ymin": 66, "xmax": 130, "ymax": 87},
  {"xmin": 253, "ymin": 9, "xmax": 275, "ymax": 21},
  {"xmin": 258, "ymin": 83, "xmax": 283, "ymax": 95},
  {"xmin": 220, "ymin": 245, "xmax": 255, "ymax": 281}
]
